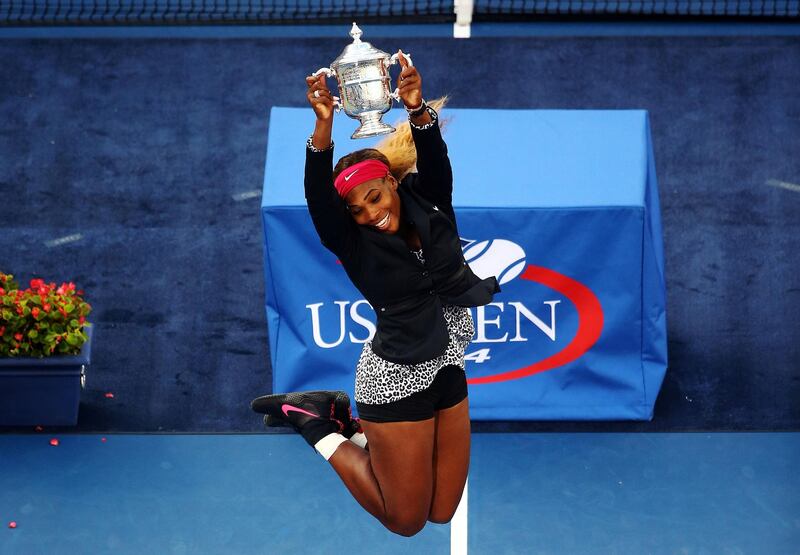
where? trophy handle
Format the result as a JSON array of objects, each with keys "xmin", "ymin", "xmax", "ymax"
[
  {"xmin": 312, "ymin": 67, "xmax": 334, "ymax": 77},
  {"xmin": 388, "ymin": 52, "xmax": 413, "ymax": 104},
  {"xmin": 388, "ymin": 52, "xmax": 413, "ymax": 68},
  {"xmin": 311, "ymin": 67, "xmax": 343, "ymax": 113}
]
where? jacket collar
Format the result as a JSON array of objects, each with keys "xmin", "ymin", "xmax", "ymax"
[{"xmin": 399, "ymin": 187, "xmax": 431, "ymax": 246}]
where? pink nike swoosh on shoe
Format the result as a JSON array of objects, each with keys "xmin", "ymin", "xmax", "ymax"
[{"xmin": 281, "ymin": 404, "xmax": 320, "ymax": 418}]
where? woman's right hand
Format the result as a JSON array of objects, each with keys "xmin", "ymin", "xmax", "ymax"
[{"xmin": 306, "ymin": 74, "xmax": 335, "ymax": 122}]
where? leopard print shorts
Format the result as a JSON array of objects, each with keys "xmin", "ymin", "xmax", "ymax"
[{"xmin": 354, "ymin": 305, "xmax": 475, "ymax": 405}]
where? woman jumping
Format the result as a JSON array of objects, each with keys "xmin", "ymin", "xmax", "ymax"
[{"xmin": 251, "ymin": 53, "xmax": 499, "ymax": 537}]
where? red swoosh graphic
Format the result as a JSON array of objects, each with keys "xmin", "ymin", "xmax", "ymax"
[{"xmin": 467, "ymin": 265, "xmax": 604, "ymax": 385}]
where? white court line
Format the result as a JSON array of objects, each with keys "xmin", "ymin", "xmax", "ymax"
[
  {"xmin": 44, "ymin": 233, "xmax": 82, "ymax": 247},
  {"xmin": 231, "ymin": 190, "xmax": 261, "ymax": 201},
  {"xmin": 766, "ymin": 179, "xmax": 800, "ymax": 193},
  {"xmin": 451, "ymin": 477, "xmax": 468, "ymax": 555}
]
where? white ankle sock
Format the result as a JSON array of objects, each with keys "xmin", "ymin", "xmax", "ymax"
[
  {"xmin": 349, "ymin": 432, "xmax": 368, "ymax": 449},
  {"xmin": 314, "ymin": 433, "xmax": 348, "ymax": 460}
]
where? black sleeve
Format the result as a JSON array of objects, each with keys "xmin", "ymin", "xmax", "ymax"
[
  {"xmin": 304, "ymin": 144, "xmax": 359, "ymax": 261},
  {"xmin": 409, "ymin": 107, "xmax": 453, "ymax": 209}
]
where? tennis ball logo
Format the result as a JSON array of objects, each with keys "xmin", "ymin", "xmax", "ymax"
[{"xmin": 462, "ymin": 239, "xmax": 527, "ymax": 285}]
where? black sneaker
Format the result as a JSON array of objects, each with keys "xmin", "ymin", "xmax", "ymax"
[
  {"xmin": 332, "ymin": 391, "xmax": 363, "ymax": 440},
  {"xmin": 250, "ymin": 390, "xmax": 345, "ymax": 446}
]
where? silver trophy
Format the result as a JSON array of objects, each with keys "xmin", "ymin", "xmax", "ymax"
[{"xmin": 313, "ymin": 22, "xmax": 413, "ymax": 139}]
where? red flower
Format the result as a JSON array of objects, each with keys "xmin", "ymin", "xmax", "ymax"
[
  {"xmin": 0, "ymin": 326, "xmax": 5, "ymax": 336},
  {"xmin": 16, "ymin": 307, "xmax": 23, "ymax": 315},
  {"xmin": 0, "ymin": 287, "xmax": 5, "ymax": 295},
  {"xmin": 58, "ymin": 307, "xmax": 67, "ymax": 318},
  {"xmin": 43, "ymin": 303, "xmax": 51, "ymax": 312},
  {"xmin": 14, "ymin": 333, "xmax": 23, "ymax": 341},
  {"xmin": 79, "ymin": 316, "xmax": 85, "ymax": 324},
  {"xmin": 32, "ymin": 307, "xmax": 40, "ymax": 319},
  {"xmin": 57, "ymin": 285, "xmax": 66, "ymax": 295},
  {"xmin": 30, "ymin": 278, "xmax": 45, "ymax": 289}
]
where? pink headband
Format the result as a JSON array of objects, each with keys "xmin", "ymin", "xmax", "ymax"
[{"xmin": 334, "ymin": 159, "xmax": 390, "ymax": 199}]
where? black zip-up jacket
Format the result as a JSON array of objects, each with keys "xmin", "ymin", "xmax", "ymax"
[{"xmin": 304, "ymin": 110, "xmax": 500, "ymax": 365}]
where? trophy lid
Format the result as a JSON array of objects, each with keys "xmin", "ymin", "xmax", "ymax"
[{"xmin": 331, "ymin": 23, "xmax": 390, "ymax": 67}]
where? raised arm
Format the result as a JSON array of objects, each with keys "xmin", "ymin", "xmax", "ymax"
[
  {"xmin": 396, "ymin": 53, "xmax": 453, "ymax": 209},
  {"xmin": 304, "ymin": 74, "xmax": 358, "ymax": 261}
]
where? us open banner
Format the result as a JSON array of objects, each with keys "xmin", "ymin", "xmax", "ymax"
[{"xmin": 262, "ymin": 108, "xmax": 667, "ymax": 420}]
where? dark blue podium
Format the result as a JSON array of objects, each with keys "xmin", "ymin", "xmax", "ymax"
[{"xmin": 261, "ymin": 108, "xmax": 667, "ymax": 420}]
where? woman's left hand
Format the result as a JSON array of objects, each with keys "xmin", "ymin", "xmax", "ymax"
[{"xmin": 396, "ymin": 51, "xmax": 423, "ymax": 110}]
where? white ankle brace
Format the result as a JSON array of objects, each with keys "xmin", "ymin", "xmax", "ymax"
[
  {"xmin": 349, "ymin": 432, "xmax": 368, "ymax": 449},
  {"xmin": 314, "ymin": 433, "xmax": 348, "ymax": 460}
]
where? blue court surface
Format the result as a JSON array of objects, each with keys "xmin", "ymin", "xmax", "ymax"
[{"xmin": 1, "ymin": 433, "xmax": 798, "ymax": 554}]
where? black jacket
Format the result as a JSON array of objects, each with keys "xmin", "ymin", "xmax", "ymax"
[{"xmin": 304, "ymin": 110, "xmax": 500, "ymax": 364}]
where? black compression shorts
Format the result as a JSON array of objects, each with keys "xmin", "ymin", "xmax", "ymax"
[{"xmin": 355, "ymin": 365, "xmax": 468, "ymax": 423}]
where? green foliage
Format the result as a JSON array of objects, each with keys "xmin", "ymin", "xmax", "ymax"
[{"xmin": 0, "ymin": 272, "xmax": 92, "ymax": 358}]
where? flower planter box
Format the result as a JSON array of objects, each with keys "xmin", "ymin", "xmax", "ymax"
[{"xmin": 0, "ymin": 324, "xmax": 93, "ymax": 426}]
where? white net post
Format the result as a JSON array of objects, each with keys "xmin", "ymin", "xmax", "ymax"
[{"xmin": 453, "ymin": 0, "xmax": 474, "ymax": 38}]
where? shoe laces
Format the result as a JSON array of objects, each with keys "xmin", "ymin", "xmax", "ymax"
[{"xmin": 328, "ymin": 401, "xmax": 345, "ymax": 434}]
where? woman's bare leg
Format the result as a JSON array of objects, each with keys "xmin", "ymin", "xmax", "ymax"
[
  {"xmin": 428, "ymin": 397, "xmax": 471, "ymax": 523},
  {"xmin": 327, "ymin": 418, "xmax": 435, "ymax": 536}
]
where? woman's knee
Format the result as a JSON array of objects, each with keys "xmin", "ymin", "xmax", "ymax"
[
  {"xmin": 385, "ymin": 513, "xmax": 428, "ymax": 537},
  {"xmin": 427, "ymin": 505, "xmax": 457, "ymax": 525}
]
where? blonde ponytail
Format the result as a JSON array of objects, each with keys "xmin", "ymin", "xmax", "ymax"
[{"xmin": 375, "ymin": 96, "xmax": 449, "ymax": 181}]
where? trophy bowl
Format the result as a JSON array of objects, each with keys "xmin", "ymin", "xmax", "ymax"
[{"xmin": 313, "ymin": 23, "xmax": 412, "ymax": 139}]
